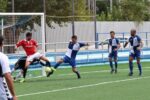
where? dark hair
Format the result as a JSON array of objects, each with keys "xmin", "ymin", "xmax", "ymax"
[
  {"xmin": 72, "ymin": 35, "xmax": 77, "ymax": 39},
  {"xmin": 26, "ymin": 32, "xmax": 32, "ymax": 37},
  {"xmin": 0, "ymin": 35, "xmax": 4, "ymax": 46},
  {"xmin": 110, "ymin": 31, "xmax": 115, "ymax": 34}
]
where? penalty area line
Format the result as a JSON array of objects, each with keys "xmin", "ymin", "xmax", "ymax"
[{"xmin": 17, "ymin": 75, "xmax": 150, "ymax": 98}]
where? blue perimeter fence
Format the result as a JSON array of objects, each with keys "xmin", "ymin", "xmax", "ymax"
[{"xmin": 8, "ymin": 48, "xmax": 150, "ymax": 70}]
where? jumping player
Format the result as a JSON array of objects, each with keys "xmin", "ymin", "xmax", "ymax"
[
  {"xmin": 47, "ymin": 35, "xmax": 89, "ymax": 79},
  {"xmin": 15, "ymin": 32, "xmax": 53, "ymax": 82},
  {"xmin": 124, "ymin": 29, "xmax": 143, "ymax": 76},
  {"xmin": 0, "ymin": 36, "xmax": 17, "ymax": 100},
  {"xmin": 108, "ymin": 31, "xmax": 121, "ymax": 74}
]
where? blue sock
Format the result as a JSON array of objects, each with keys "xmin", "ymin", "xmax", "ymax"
[
  {"xmin": 129, "ymin": 61, "xmax": 133, "ymax": 73},
  {"xmin": 109, "ymin": 61, "xmax": 114, "ymax": 70},
  {"xmin": 46, "ymin": 61, "xmax": 51, "ymax": 67},
  {"xmin": 115, "ymin": 61, "xmax": 118, "ymax": 70},
  {"xmin": 54, "ymin": 62, "xmax": 61, "ymax": 69},
  {"xmin": 137, "ymin": 63, "xmax": 142, "ymax": 73}
]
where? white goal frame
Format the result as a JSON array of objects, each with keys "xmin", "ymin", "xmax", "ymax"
[{"xmin": 0, "ymin": 13, "xmax": 46, "ymax": 76}]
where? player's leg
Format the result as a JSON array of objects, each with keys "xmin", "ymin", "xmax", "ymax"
[
  {"xmin": 11, "ymin": 56, "xmax": 26, "ymax": 74},
  {"xmin": 39, "ymin": 56, "xmax": 57, "ymax": 72},
  {"xmin": 20, "ymin": 58, "xmax": 32, "ymax": 83},
  {"xmin": 136, "ymin": 51, "xmax": 142, "ymax": 76},
  {"xmin": 40, "ymin": 56, "xmax": 51, "ymax": 67},
  {"xmin": 13, "ymin": 70, "xmax": 23, "ymax": 81},
  {"xmin": 129, "ymin": 54, "xmax": 134, "ymax": 76},
  {"xmin": 72, "ymin": 67, "xmax": 81, "ymax": 79},
  {"xmin": 54, "ymin": 58, "xmax": 64, "ymax": 69},
  {"xmin": 22, "ymin": 66, "xmax": 28, "ymax": 79},
  {"xmin": 47, "ymin": 58, "xmax": 64, "ymax": 77},
  {"xmin": 136, "ymin": 58, "xmax": 142, "ymax": 76},
  {"xmin": 114, "ymin": 57, "xmax": 118, "ymax": 74},
  {"xmin": 69, "ymin": 59, "xmax": 81, "ymax": 79},
  {"xmin": 114, "ymin": 51, "xmax": 118, "ymax": 74},
  {"xmin": 109, "ymin": 53, "xmax": 114, "ymax": 74}
]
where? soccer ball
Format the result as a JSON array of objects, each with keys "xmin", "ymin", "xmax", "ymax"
[{"xmin": 45, "ymin": 67, "xmax": 52, "ymax": 73}]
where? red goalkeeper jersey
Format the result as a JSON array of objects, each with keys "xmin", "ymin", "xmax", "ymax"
[{"xmin": 16, "ymin": 39, "xmax": 38, "ymax": 56}]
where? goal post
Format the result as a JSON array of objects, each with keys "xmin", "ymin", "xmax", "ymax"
[{"xmin": 0, "ymin": 13, "xmax": 46, "ymax": 76}]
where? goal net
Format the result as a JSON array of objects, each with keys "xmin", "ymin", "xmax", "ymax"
[{"xmin": 0, "ymin": 13, "xmax": 46, "ymax": 78}]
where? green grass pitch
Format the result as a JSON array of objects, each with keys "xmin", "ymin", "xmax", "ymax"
[{"xmin": 16, "ymin": 62, "xmax": 150, "ymax": 100}]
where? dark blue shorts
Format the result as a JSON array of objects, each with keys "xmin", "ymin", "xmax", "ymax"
[
  {"xmin": 129, "ymin": 50, "xmax": 141, "ymax": 59},
  {"xmin": 63, "ymin": 56, "xmax": 76, "ymax": 67},
  {"xmin": 109, "ymin": 51, "xmax": 118, "ymax": 58}
]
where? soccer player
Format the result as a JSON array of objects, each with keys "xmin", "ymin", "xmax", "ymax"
[
  {"xmin": 0, "ymin": 36, "xmax": 17, "ymax": 100},
  {"xmin": 47, "ymin": 35, "xmax": 89, "ymax": 79},
  {"xmin": 124, "ymin": 29, "xmax": 143, "ymax": 76},
  {"xmin": 15, "ymin": 32, "xmax": 53, "ymax": 82},
  {"xmin": 12, "ymin": 56, "xmax": 46, "ymax": 81},
  {"xmin": 108, "ymin": 31, "xmax": 121, "ymax": 74}
]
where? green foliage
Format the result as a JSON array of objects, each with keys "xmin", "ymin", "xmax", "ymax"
[
  {"xmin": 97, "ymin": 0, "xmax": 150, "ymax": 21},
  {"xmin": 120, "ymin": 0, "xmax": 150, "ymax": 21},
  {"xmin": 0, "ymin": 0, "xmax": 7, "ymax": 12},
  {"xmin": 11, "ymin": 0, "xmax": 89, "ymax": 26}
]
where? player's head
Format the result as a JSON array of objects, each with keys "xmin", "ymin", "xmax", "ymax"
[
  {"xmin": 71, "ymin": 35, "xmax": 77, "ymax": 43},
  {"xmin": 110, "ymin": 31, "xmax": 115, "ymax": 38},
  {"xmin": 130, "ymin": 29, "xmax": 136, "ymax": 36},
  {"xmin": 26, "ymin": 32, "xmax": 32, "ymax": 41},
  {"xmin": 0, "ymin": 35, "xmax": 4, "ymax": 47}
]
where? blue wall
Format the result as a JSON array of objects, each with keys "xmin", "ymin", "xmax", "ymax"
[{"xmin": 8, "ymin": 48, "xmax": 150, "ymax": 69}]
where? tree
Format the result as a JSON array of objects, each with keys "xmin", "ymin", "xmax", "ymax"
[
  {"xmin": 97, "ymin": 0, "xmax": 150, "ymax": 21},
  {"xmin": 1, "ymin": 0, "xmax": 89, "ymax": 53},
  {"xmin": 120, "ymin": 0, "xmax": 150, "ymax": 21},
  {"xmin": 0, "ymin": 0, "xmax": 7, "ymax": 12}
]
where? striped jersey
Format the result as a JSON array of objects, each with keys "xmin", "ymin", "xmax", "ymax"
[
  {"xmin": 108, "ymin": 38, "xmax": 119, "ymax": 53},
  {"xmin": 0, "ymin": 52, "xmax": 12, "ymax": 100},
  {"xmin": 65, "ymin": 42, "xmax": 86, "ymax": 59}
]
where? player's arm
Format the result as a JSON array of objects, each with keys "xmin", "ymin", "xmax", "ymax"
[
  {"xmin": 124, "ymin": 41, "xmax": 129, "ymax": 48},
  {"xmin": 140, "ymin": 41, "xmax": 143, "ymax": 48},
  {"xmin": 124, "ymin": 37, "xmax": 130, "ymax": 48},
  {"xmin": 79, "ymin": 42, "xmax": 89, "ymax": 47},
  {"xmin": 4, "ymin": 73, "xmax": 17, "ymax": 100},
  {"xmin": 2, "ymin": 55, "xmax": 17, "ymax": 100},
  {"xmin": 116, "ymin": 39, "xmax": 121, "ymax": 50},
  {"xmin": 33, "ymin": 40, "xmax": 38, "ymax": 47},
  {"xmin": 138, "ymin": 38, "xmax": 143, "ymax": 50},
  {"xmin": 15, "ymin": 40, "xmax": 23, "ymax": 50},
  {"xmin": 117, "ymin": 43, "xmax": 121, "ymax": 50}
]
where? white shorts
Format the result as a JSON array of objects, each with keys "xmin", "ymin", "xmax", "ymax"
[{"xmin": 27, "ymin": 52, "xmax": 43, "ymax": 62}]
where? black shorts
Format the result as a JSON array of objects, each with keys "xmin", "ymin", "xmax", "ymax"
[{"xmin": 14, "ymin": 56, "xmax": 46, "ymax": 71}]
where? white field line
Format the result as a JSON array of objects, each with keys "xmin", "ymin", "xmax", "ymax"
[
  {"xmin": 17, "ymin": 76, "xmax": 150, "ymax": 98},
  {"xmin": 27, "ymin": 67, "xmax": 150, "ymax": 79}
]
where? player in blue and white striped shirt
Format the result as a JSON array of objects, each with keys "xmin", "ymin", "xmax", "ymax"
[
  {"xmin": 108, "ymin": 31, "xmax": 121, "ymax": 74},
  {"xmin": 124, "ymin": 29, "xmax": 143, "ymax": 76},
  {"xmin": 47, "ymin": 35, "xmax": 89, "ymax": 79}
]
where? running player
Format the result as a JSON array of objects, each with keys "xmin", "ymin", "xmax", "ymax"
[
  {"xmin": 108, "ymin": 31, "xmax": 121, "ymax": 74},
  {"xmin": 47, "ymin": 35, "xmax": 89, "ymax": 79},
  {"xmin": 15, "ymin": 32, "xmax": 53, "ymax": 82},
  {"xmin": 124, "ymin": 29, "xmax": 143, "ymax": 76},
  {"xmin": 0, "ymin": 36, "xmax": 17, "ymax": 100}
]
